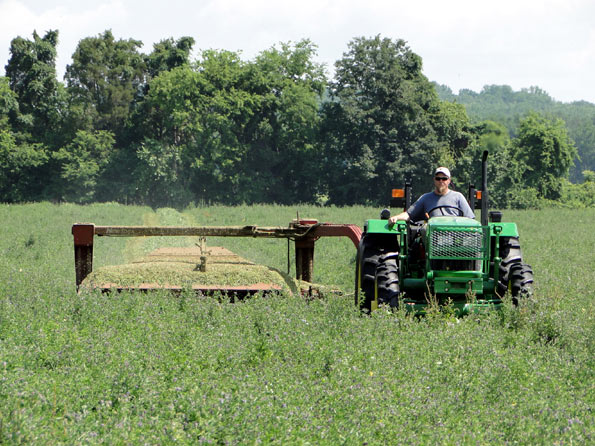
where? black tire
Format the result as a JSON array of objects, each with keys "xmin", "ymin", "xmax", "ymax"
[
  {"xmin": 510, "ymin": 262, "xmax": 534, "ymax": 300},
  {"xmin": 355, "ymin": 238, "xmax": 381, "ymax": 311},
  {"xmin": 497, "ymin": 237, "xmax": 534, "ymax": 303},
  {"xmin": 355, "ymin": 234, "xmax": 398, "ymax": 311},
  {"xmin": 496, "ymin": 236, "xmax": 522, "ymax": 296},
  {"xmin": 375, "ymin": 252, "xmax": 400, "ymax": 308}
]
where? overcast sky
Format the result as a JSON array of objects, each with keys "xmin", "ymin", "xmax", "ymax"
[{"xmin": 1, "ymin": 0, "xmax": 594, "ymax": 103}]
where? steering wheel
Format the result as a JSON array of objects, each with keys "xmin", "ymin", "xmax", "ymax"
[{"xmin": 426, "ymin": 205, "xmax": 465, "ymax": 218}]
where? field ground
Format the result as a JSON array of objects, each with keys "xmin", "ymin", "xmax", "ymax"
[{"xmin": 0, "ymin": 203, "xmax": 593, "ymax": 444}]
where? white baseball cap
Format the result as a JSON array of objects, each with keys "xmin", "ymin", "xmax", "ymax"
[{"xmin": 434, "ymin": 167, "xmax": 451, "ymax": 178}]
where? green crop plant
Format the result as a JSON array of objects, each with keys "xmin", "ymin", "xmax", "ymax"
[{"xmin": 0, "ymin": 203, "xmax": 593, "ymax": 444}]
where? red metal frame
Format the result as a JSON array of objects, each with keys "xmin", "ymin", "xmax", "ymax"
[{"xmin": 290, "ymin": 221, "xmax": 362, "ymax": 283}]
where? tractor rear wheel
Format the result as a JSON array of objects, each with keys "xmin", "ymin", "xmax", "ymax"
[
  {"xmin": 497, "ymin": 237, "xmax": 534, "ymax": 303},
  {"xmin": 355, "ymin": 234, "xmax": 398, "ymax": 311},
  {"xmin": 375, "ymin": 252, "xmax": 400, "ymax": 308}
]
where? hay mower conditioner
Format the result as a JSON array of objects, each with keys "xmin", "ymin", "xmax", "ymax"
[
  {"xmin": 72, "ymin": 221, "xmax": 362, "ymax": 297},
  {"xmin": 355, "ymin": 151, "xmax": 534, "ymax": 314}
]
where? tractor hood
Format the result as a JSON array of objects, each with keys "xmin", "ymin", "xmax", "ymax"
[
  {"xmin": 427, "ymin": 215, "xmax": 520, "ymax": 237},
  {"xmin": 427, "ymin": 216, "xmax": 481, "ymax": 228},
  {"xmin": 363, "ymin": 216, "xmax": 517, "ymax": 237}
]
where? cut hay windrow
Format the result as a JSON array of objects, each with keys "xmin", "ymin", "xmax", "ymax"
[{"xmin": 81, "ymin": 246, "xmax": 304, "ymax": 295}]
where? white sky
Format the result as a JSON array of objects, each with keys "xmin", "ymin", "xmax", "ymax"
[{"xmin": 1, "ymin": 0, "xmax": 594, "ymax": 103}]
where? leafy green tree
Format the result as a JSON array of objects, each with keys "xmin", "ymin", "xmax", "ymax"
[
  {"xmin": 475, "ymin": 122, "xmax": 523, "ymax": 208},
  {"xmin": 139, "ymin": 64, "xmax": 206, "ymax": 145},
  {"xmin": 433, "ymin": 83, "xmax": 456, "ymax": 102},
  {"xmin": 136, "ymin": 62, "xmax": 214, "ymax": 204},
  {"xmin": 322, "ymin": 36, "xmax": 472, "ymax": 205},
  {"xmin": 513, "ymin": 112, "xmax": 577, "ymax": 200},
  {"xmin": 133, "ymin": 139, "xmax": 191, "ymax": 206},
  {"xmin": 453, "ymin": 120, "xmax": 517, "ymax": 208},
  {"xmin": 559, "ymin": 171, "xmax": 595, "ymax": 208},
  {"xmin": 451, "ymin": 85, "xmax": 555, "ymax": 130},
  {"xmin": 4, "ymin": 30, "xmax": 63, "ymax": 146},
  {"xmin": 136, "ymin": 42, "xmax": 326, "ymax": 206},
  {"xmin": 0, "ymin": 74, "xmax": 53, "ymax": 202},
  {"xmin": 190, "ymin": 49, "xmax": 258, "ymax": 203},
  {"xmin": 437, "ymin": 84, "xmax": 595, "ymax": 183},
  {"xmin": 145, "ymin": 37, "xmax": 195, "ymax": 79},
  {"xmin": 52, "ymin": 130, "xmax": 115, "ymax": 202},
  {"xmin": 457, "ymin": 116, "xmax": 576, "ymax": 208},
  {"xmin": 554, "ymin": 102, "xmax": 595, "ymax": 181},
  {"xmin": 475, "ymin": 120, "xmax": 511, "ymax": 153},
  {"xmin": 135, "ymin": 57, "xmax": 250, "ymax": 205},
  {"xmin": 125, "ymin": 36, "xmax": 196, "ymax": 153},
  {"xmin": 63, "ymin": 31, "xmax": 146, "ymax": 202},
  {"xmin": 431, "ymin": 101, "xmax": 475, "ymax": 167},
  {"xmin": 0, "ymin": 130, "xmax": 48, "ymax": 201},
  {"xmin": 0, "ymin": 77, "xmax": 18, "ymax": 131},
  {"xmin": 242, "ymin": 40, "xmax": 326, "ymax": 203},
  {"xmin": 65, "ymin": 30, "xmax": 145, "ymax": 136}
]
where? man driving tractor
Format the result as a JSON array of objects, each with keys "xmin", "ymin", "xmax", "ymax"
[{"xmin": 388, "ymin": 167, "xmax": 475, "ymax": 223}]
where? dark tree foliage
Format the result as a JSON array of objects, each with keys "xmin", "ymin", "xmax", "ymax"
[
  {"xmin": 242, "ymin": 40, "xmax": 326, "ymax": 204},
  {"xmin": 62, "ymin": 31, "xmax": 147, "ymax": 202},
  {"xmin": 513, "ymin": 112, "xmax": 576, "ymax": 200},
  {"xmin": 437, "ymin": 84, "xmax": 595, "ymax": 182},
  {"xmin": 0, "ymin": 131, "xmax": 48, "ymax": 201},
  {"xmin": 454, "ymin": 120, "xmax": 525, "ymax": 209},
  {"xmin": 125, "ymin": 36, "xmax": 197, "ymax": 174},
  {"xmin": 5, "ymin": 30, "xmax": 63, "ymax": 146},
  {"xmin": 52, "ymin": 130, "xmax": 114, "ymax": 203},
  {"xmin": 145, "ymin": 37, "xmax": 195, "ymax": 80},
  {"xmin": 65, "ymin": 30, "xmax": 145, "ymax": 137},
  {"xmin": 0, "ymin": 76, "xmax": 18, "ymax": 131},
  {"xmin": 3, "ymin": 31, "xmax": 65, "ymax": 201},
  {"xmin": 454, "ymin": 113, "xmax": 577, "ymax": 208},
  {"xmin": 133, "ymin": 41, "xmax": 326, "ymax": 206},
  {"xmin": 554, "ymin": 102, "xmax": 595, "ymax": 181},
  {"xmin": 322, "ymin": 36, "xmax": 473, "ymax": 205},
  {"xmin": 1, "ymin": 29, "xmax": 592, "ymax": 208}
]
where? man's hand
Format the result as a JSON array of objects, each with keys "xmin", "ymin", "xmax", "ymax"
[{"xmin": 388, "ymin": 211, "xmax": 409, "ymax": 225}]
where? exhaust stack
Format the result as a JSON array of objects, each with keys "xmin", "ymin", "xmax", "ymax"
[{"xmin": 481, "ymin": 150, "xmax": 489, "ymax": 226}]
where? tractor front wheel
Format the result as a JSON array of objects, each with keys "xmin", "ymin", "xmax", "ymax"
[
  {"xmin": 497, "ymin": 237, "xmax": 534, "ymax": 303},
  {"xmin": 509, "ymin": 262, "xmax": 534, "ymax": 301},
  {"xmin": 374, "ymin": 252, "xmax": 400, "ymax": 308}
]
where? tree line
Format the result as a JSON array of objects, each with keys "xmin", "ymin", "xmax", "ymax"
[
  {"xmin": 1, "ymin": 30, "xmax": 588, "ymax": 209},
  {"xmin": 435, "ymin": 84, "xmax": 595, "ymax": 183}
]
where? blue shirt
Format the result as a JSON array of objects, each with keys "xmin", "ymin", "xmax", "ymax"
[{"xmin": 407, "ymin": 190, "xmax": 475, "ymax": 221}]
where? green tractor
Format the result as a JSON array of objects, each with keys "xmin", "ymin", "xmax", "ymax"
[{"xmin": 355, "ymin": 152, "xmax": 534, "ymax": 314}]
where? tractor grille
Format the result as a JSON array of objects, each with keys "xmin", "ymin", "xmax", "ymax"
[
  {"xmin": 431, "ymin": 228, "xmax": 483, "ymax": 260},
  {"xmin": 428, "ymin": 226, "xmax": 487, "ymax": 272},
  {"xmin": 428, "ymin": 226, "xmax": 489, "ymax": 270}
]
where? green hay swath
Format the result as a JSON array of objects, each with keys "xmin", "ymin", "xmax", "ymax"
[{"xmin": 81, "ymin": 246, "xmax": 302, "ymax": 294}]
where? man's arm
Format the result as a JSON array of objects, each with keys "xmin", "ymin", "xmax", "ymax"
[
  {"xmin": 389, "ymin": 193, "xmax": 428, "ymax": 224},
  {"xmin": 458, "ymin": 193, "xmax": 475, "ymax": 219},
  {"xmin": 388, "ymin": 211, "xmax": 409, "ymax": 225}
]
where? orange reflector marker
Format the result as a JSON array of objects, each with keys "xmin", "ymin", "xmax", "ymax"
[
  {"xmin": 476, "ymin": 190, "xmax": 482, "ymax": 199},
  {"xmin": 392, "ymin": 189, "xmax": 405, "ymax": 198}
]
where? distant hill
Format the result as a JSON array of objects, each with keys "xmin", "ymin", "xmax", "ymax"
[{"xmin": 434, "ymin": 84, "xmax": 595, "ymax": 182}]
